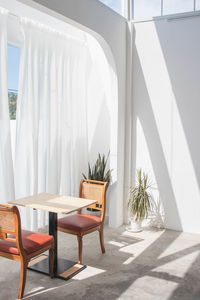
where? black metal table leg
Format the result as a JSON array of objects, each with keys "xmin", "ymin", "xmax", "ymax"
[
  {"xmin": 49, "ymin": 212, "xmax": 57, "ymax": 274},
  {"xmin": 28, "ymin": 212, "xmax": 86, "ymax": 280}
]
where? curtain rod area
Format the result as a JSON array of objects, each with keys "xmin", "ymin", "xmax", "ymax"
[{"xmin": 5, "ymin": 8, "xmax": 87, "ymax": 45}]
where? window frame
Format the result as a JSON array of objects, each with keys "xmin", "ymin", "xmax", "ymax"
[{"xmin": 131, "ymin": 0, "xmax": 198, "ymax": 21}]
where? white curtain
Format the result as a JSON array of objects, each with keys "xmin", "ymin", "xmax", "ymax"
[
  {"xmin": 0, "ymin": 8, "xmax": 15, "ymax": 204},
  {"xmin": 15, "ymin": 18, "xmax": 89, "ymax": 230}
]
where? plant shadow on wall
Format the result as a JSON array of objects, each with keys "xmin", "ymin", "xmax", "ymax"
[
  {"xmin": 148, "ymin": 197, "xmax": 165, "ymax": 229},
  {"xmin": 132, "ymin": 32, "xmax": 182, "ymax": 231}
]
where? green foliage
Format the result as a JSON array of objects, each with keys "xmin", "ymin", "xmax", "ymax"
[
  {"xmin": 128, "ymin": 169, "xmax": 153, "ymax": 221},
  {"xmin": 8, "ymin": 92, "xmax": 17, "ymax": 120},
  {"xmin": 83, "ymin": 152, "xmax": 113, "ymax": 183}
]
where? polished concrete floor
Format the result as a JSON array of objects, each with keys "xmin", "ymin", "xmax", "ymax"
[{"xmin": 1, "ymin": 225, "xmax": 200, "ymax": 300}]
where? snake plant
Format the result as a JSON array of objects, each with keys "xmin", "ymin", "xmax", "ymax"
[
  {"xmin": 83, "ymin": 151, "xmax": 112, "ymax": 183},
  {"xmin": 128, "ymin": 169, "xmax": 153, "ymax": 221}
]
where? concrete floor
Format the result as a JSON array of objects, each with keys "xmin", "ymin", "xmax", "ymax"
[{"xmin": 1, "ymin": 225, "xmax": 200, "ymax": 300}]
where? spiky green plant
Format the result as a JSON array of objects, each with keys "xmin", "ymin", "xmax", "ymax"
[
  {"xmin": 83, "ymin": 151, "xmax": 112, "ymax": 183},
  {"xmin": 128, "ymin": 169, "xmax": 153, "ymax": 221}
]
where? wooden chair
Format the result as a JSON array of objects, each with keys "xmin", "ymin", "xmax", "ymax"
[
  {"xmin": 0, "ymin": 204, "xmax": 54, "ymax": 299},
  {"xmin": 58, "ymin": 179, "xmax": 108, "ymax": 264}
]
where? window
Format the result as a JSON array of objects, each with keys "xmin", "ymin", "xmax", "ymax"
[
  {"xmin": 8, "ymin": 44, "xmax": 20, "ymax": 120},
  {"xmin": 196, "ymin": 0, "xmax": 200, "ymax": 10},
  {"xmin": 132, "ymin": 0, "xmax": 198, "ymax": 20},
  {"xmin": 98, "ymin": 0, "xmax": 124, "ymax": 15},
  {"xmin": 163, "ymin": 0, "xmax": 194, "ymax": 15},
  {"xmin": 133, "ymin": 0, "xmax": 161, "ymax": 20}
]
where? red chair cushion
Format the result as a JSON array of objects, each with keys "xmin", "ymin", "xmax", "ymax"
[
  {"xmin": 58, "ymin": 214, "xmax": 102, "ymax": 233},
  {"xmin": 0, "ymin": 230, "xmax": 53, "ymax": 255}
]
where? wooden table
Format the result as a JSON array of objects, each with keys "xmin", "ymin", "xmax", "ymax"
[{"xmin": 9, "ymin": 193, "xmax": 97, "ymax": 280}]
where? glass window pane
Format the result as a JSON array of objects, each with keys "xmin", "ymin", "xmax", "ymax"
[
  {"xmin": 8, "ymin": 45, "xmax": 20, "ymax": 91},
  {"xmin": 133, "ymin": 0, "xmax": 161, "ymax": 20},
  {"xmin": 196, "ymin": 0, "xmax": 200, "ymax": 10},
  {"xmin": 8, "ymin": 45, "xmax": 20, "ymax": 120},
  {"xmin": 98, "ymin": 0, "xmax": 123, "ymax": 15},
  {"xmin": 163, "ymin": 0, "xmax": 194, "ymax": 15}
]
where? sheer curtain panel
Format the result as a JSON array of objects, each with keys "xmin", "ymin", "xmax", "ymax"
[
  {"xmin": 0, "ymin": 8, "xmax": 15, "ymax": 204},
  {"xmin": 15, "ymin": 18, "xmax": 89, "ymax": 230}
]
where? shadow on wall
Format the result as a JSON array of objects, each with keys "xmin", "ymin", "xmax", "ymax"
[
  {"xmin": 132, "ymin": 26, "xmax": 182, "ymax": 231},
  {"xmin": 153, "ymin": 16, "xmax": 200, "ymax": 233},
  {"xmin": 85, "ymin": 32, "xmax": 119, "ymax": 227},
  {"xmin": 88, "ymin": 97, "xmax": 112, "ymax": 216},
  {"xmin": 148, "ymin": 198, "xmax": 165, "ymax": 229},
  {"xmin": 154, "ymin": 17, "xmax": 200, "ymax": 192},
  {"xmin": 88, "ymin": 97, "xmax": 111, "ymax": 163}
]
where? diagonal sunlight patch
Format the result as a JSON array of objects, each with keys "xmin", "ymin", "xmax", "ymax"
[
  {"xmin": 153, "ymin": 250, "xmax": 200, "ymax": 279},
  {"xmin": 119, "ymin": 229, "xmax": 164, "ymax": 256},
  {"xmin": 73, "ymin": 266, "xmax": 106, "ymax": 280},
  {"xmin": 123, "ymin": 256, "xmax": 135, "ymax": 265},
  {"xmin": 26, "ymin": 286, "xmax": 45, "ymax": 294},
  {"xmin": 23, "ymin": 282, "xmax": 72, "ymax": 299},
  {"xmin": 108, "ymin": 240, "xmax": 128, "ymax": 247},
  {"xmin": 157, "ymin": 233, "xmax": 200, "ymax": 259},
  {"xmin": 119, "ymin": 276, "xmax": 178, "ymax": 300},
  {"xmin": 134, "ymin": 21, "xmax": 200, "ymax": 232},
  {"xmin": 121, "ymin": 230, "xmax": 145, "ymax": 240},
  {"xmin": 134, "ymin": 117, "xmax": 164, "ymax": 227}
]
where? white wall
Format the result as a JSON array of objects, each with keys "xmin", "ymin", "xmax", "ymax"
[{"xmin": 131, "ymin": 15, "xmax": 200, "ymax": 233}]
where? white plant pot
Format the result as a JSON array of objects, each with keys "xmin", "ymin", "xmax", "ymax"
[{"xmin": 128, "ymin": 218, "xmax": 142, "ymax": 232}]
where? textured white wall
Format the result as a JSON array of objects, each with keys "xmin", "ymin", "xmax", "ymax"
[{"xmin": 132, "ymin": 15, "xmax": 200, "ymax": 233}]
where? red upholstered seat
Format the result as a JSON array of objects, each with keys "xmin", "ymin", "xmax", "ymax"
[
  {"xmin": 0, "ymin": 230, "xmax": 53, "ymax": 255},
  {"xmin": 58, "ymin": 214, "xmax": 102, "ymax": 233}
]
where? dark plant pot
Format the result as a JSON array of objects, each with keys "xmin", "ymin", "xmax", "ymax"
[{"xmin": 87, "ymin": 203, "xmax": 102, "ymax": 212}]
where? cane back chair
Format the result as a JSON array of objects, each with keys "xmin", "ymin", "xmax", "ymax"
[
  {"xmin": 0, "ymin": 204, "xmax": 54, "ymax": 299},
  {"xmin": 58, "ymin": 179, "xmax": 108, "ymax": 264}
]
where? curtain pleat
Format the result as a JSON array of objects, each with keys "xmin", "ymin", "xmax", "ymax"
[
  {"xmin": 15, "ymin": 18, "xmax": 89, "ymax": 230},
  {"xmin": 0, "ymin": 9, "xmax": 15, "ymax": 204}
]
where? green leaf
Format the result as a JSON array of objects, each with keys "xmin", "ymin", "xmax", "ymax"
[
  {"xmin": 82, "ymin": 173, "xmax": 87, "ymax": 179},
  {"xmin": 88, "ymin": 163, "xmax": 92, "ymax": 179},
  {"xmin": 83, "ymin": 151, "xmax": 113, "ymax": 183}
]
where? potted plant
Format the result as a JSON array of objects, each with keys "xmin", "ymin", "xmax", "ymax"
[
  {"xmin": 83, "ymin": 151, "xmax": 112, "ymax": 183},
  {"xmin": 128, "ymin": 169, "xmax": 153, "ymax": 232},
  {"xmin": 83, "ymin": 151, "xmax": 112, "ymax": 210}
]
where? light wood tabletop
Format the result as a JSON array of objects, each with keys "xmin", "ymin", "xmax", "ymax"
[{"xmin": 9, "ymin": 192, "xmax": 97, "ymax": 215}]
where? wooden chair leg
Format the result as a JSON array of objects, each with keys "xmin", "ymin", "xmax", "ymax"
[
  {"xmin": 18, "ymin": 258, "xmax": 28, "ymax": 299},
  {"xmin": 99, "ymin": 226, "xmax": 105, "ymax": 253},
  {"xmin": 77, "ymin": 235, "xmax": 83, "ymax": 264},
  {"xmin": 49, "ymin": 247, "xmax": 54, "ymax": 278}
]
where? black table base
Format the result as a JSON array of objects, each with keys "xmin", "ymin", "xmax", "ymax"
[
  {"xmin": 28, "ymin": 212, "xmax": 86, "ymax": 280},
  {"xmin": 28, "ymin": 255, "xmax": 86, "ymax": 280}
]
